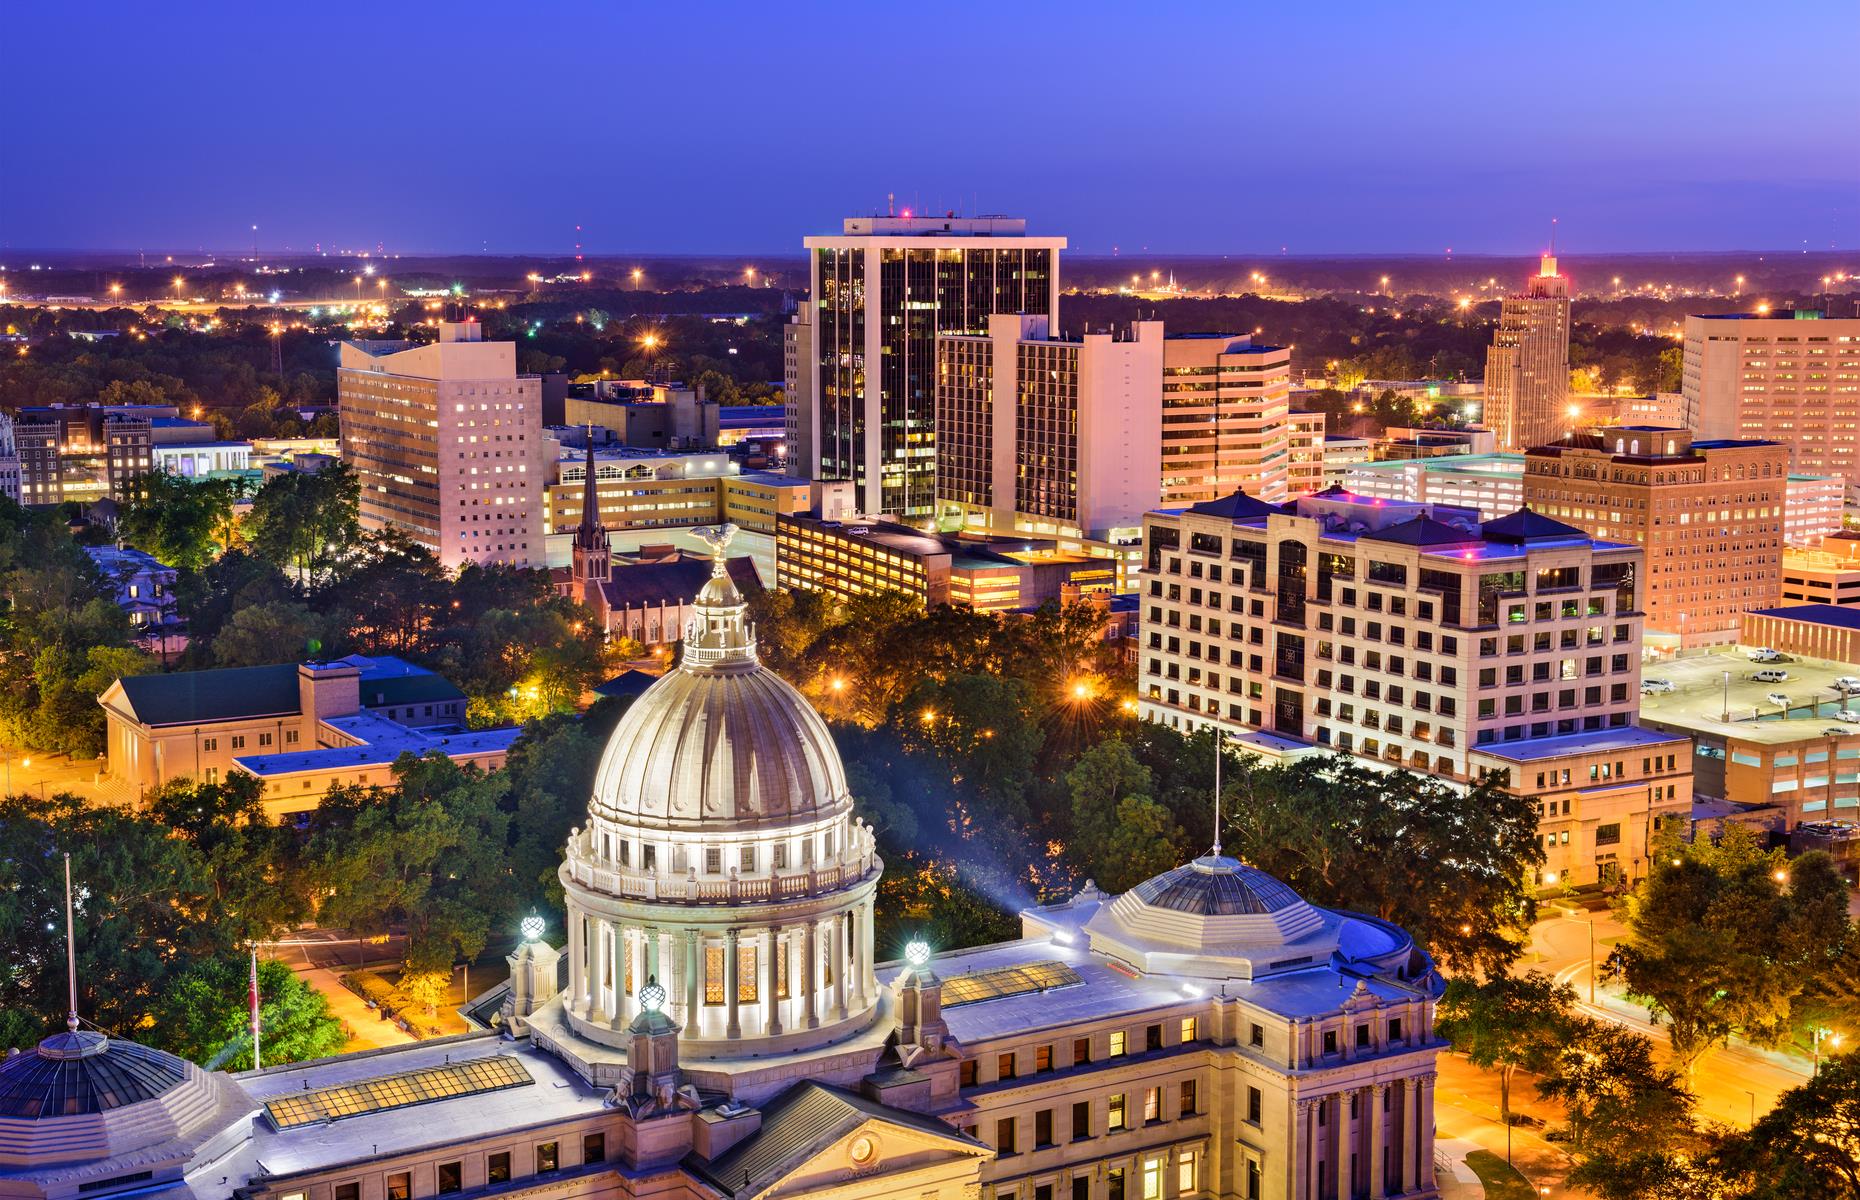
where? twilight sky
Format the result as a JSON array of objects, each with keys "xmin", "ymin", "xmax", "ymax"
[{"xmin": 6, "ymin": 1, "xmax": 1857, "ymax": 256}]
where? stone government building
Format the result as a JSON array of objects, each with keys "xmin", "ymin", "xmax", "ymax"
[{"xmin": 1, "ymin": 527, "xmax": 1445, "ymax": 1200}]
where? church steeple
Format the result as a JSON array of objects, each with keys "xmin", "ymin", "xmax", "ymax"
[{"xmin": 572, "ymin": 428, "xmax": 610, "ymax": 585}]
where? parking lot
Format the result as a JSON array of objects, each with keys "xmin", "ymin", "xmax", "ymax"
[{"xmin": 1640, "ymin": 645, "xmax": 1860, "ymax": 736}]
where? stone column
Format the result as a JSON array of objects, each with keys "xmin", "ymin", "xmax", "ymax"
[
  {"xmin": 591, "ymin": 918, "xmax": 609, "ymax": 1020},
  {"xmin": 765, "ymin": 927, "xmax": 784, "ymax": 1037},
  {"xmin": 1327, "ymin": 1094, "xmax": 1343, "ymax": 1200},
  {"xmin": 1289, "ymin": 1098, "xmax": 1311, "ymax": 1200},
  {"xmin": 1304, "ymin": 1097, "xmax": 1319, "ymax": 1200},
  {"xmin": 1418, "ymin": 1072, "xmax": 1437, "ymax": 1191},
  {"xmin": 861, "ymin": 897, "xmax": 878, "ymax": 997},
  {"xmin": 568, "ymin": 912, "xmax": 587, "ymax": 1014},
  {"xmin": 644, "ymin": 925, "xmax": 660, "ymax": 992},
  {"xmin": 803, "ymin": 918, "xmax": 820, "ymax": 1029},
  {"xmin": 830, "ymin": 914, "xmax": 848, "ymax": 1021},
  {"xmin": 1406, "ymin": 1078, "xmax": 1423, "ymax": 1194},
  {"xmin": 1367, "ymin": 1084, "xmax": 1386, "ymax": 1199},
  {"xmin": 682, "ymin": 928, "xmax": 700, "ymax": 1030},
  {"xmin": 848, "ymin": 904, "xmax": 867, "ymax": 1010},
  {"xmin": 725, "ymin": 928, "xmax": 742, "ymax": 1039}
]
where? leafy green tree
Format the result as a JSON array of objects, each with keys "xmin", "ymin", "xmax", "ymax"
[
  {"xmin": 0, "ymin": 793, "xmax": 226, "ymax": 1039},
  {"xmin": 148, "ymin": 957, "xmax": 346, "ymax": 1070},
  {"xmin": 1099, "ymin": 795, "xmax": 1183, "ymax": 893},
  {"xmin": 115, "ymin": 472, "xmax": 242, "ymax": 572},
  {"xmin": 875, "ymin": 858, "xmax": 1020, "ymax": 956},
  {"xmin": 895, "ymin": 673, "xmax": 1042, "ymax": 833},
  {"xmin": 245, "ymin": 461, "xmax": 360, "ymax": 585},
  {"xmin": 1617, "ymin": 827, "xmax": 1851, "ymax": 1071},
  {"xmin": 1706, "ymin": 1052, "xmax": 1860, "ymax": 1198},
  {"xmin": 146, "ymin": 773, "xmax": 308, "ymax": 944},
  {"xmin": 304, "ymin": 755, "xmax": 514, "ymax": 975},
  {"xmin": 1538, "ymin": 1018, "xmax": 1694, "ymax": 1163},
  {"xmin": 1067, "ymin": 739, "xmax": 1174, "ymax": 887},
  {"xmin": 1435, "ymin": 971, "xmax": 1576, "ymax": 1126},
  {"xmin": 211, "ymin": 599, "xmax": 335, "ymax": 667},
  {"xmin": 1228, "ymin": 756, "xmax": 1542, "ymax": 973}
]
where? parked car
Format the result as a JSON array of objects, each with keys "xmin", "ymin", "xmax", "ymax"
[
  {"xmin": 1837, "ymin": 710, "xmax": 1860, "ymax": 724},
  {"xmin": 1768, "ymin": 692, "xmax": 1792, "ymax": 708},
  {"xmin": 1642, "ymin": 678, "xmax": 1676, "ymax": 694},
  {"xmin": 1750, "ymin": 648, "xmax": 1785, "ymax": 663},
  {"xmin": 1835, "ymin": 676, "xmax": 1860, "ymax": 694},
  {"xmin": 1752, "ymin": 669, "xmax": 1791, "ymax": 683},
  {"xmin": 1826, "ymin": 727, "xmax": 1852, "ymax": 737}
]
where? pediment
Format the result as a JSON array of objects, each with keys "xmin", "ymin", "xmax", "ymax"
[{"xmin": 752, "ymin": 1114, "xmax": 988, "ymax": 1200}]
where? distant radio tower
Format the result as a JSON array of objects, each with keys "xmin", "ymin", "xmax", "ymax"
[
  {"xmin": 251, "ymin": 223, "xmax": 258, "ymax": 263},
  {"xmin": 575, "ymin": 223, "xmax": 584, "ymax": 262}
]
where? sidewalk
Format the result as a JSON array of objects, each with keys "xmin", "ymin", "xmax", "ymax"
[{"xmin": 296, "ymin": 964, "xmax": 415, "ymax": 1053}]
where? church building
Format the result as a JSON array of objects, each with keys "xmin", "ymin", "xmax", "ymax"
[{"xmin": 1, "ymin": 526, "xmax": 1445, "ymax": 1200}]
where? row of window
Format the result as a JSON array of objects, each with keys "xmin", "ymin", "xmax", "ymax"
[{"xmin": 284, "ymin": 1134, "xmax": 603, "ymax": 1200}]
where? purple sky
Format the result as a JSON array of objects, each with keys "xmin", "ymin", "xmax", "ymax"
[{"xmin": 6, "ymin": 2, "xmax": 1857, "ymax": 256}]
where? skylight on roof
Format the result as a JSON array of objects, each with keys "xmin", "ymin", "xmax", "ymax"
[
  {"xmin": 941, "ymin": 960, "xmax": 1083, "ymax": 1008},
  {"xmin": 264, "ymin": 1055, "xmax": 533, "ymax": 1130}
]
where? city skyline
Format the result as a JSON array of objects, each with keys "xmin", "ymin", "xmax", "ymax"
[{"xmin": 7, "ymin": 2, "xmax": 1858, "ymax": 257}]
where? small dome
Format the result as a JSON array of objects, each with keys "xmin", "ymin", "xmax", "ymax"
[
  {"xmin": 0, "ymin": 1029, "xmax": 248, "ymax": 1171},
  {"xmin": 1128, "ymin": 855, "xmax": 1307, "ymax": 916},
  {"xmin": 1082, "ymin": 855, "xmax": 1332, "ymax": 980},
  {"xmin": 588, "ymin": 526, "xmax": 850, "ymax": 834},
  {"xmin": 0, "ymin": 1032, "xmax": 187, "ymax": 1119}
]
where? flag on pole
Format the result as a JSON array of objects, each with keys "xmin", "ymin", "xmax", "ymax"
[{"xmin": 249, "ymin": 947, "xmax": 262, "ymax": 1070}]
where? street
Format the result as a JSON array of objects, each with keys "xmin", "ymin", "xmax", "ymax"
[{"xmin": 1524, "ymin": 905, "xmax": 1812, "ymax": 1129}]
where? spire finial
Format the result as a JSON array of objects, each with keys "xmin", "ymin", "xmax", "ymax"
[
  {"xmin": 689, "ymin": 523, "xmax": 737, "ymax": 579},
  {"xmin": 63, "ymin": 853, "xmax": 78, "ymax": 1033}
]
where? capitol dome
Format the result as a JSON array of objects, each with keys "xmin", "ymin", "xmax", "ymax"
[
  {"xmin": 588, "ymin": 561, "xmax": 850, "ymax": 831},
  {"xmin": 550, "ymin": 525, "xmax": 883, "ymax": 1069},
  {"xmin": 0, "ymin": 1027, "xmax": 250, "ymax": 1175}
]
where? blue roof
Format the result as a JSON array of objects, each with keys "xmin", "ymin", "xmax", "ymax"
[{"xmin": 1749, "ymin": 604, "xmax": 1860, "ymax": 631}]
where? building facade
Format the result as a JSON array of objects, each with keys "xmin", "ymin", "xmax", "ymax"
[
  {"xmin": 1286, "ymin": 410, "xmax": 1327, "ymax": 498},
  {"xmin": 776, "ymin": 513, "xmax": 1114, "ymax": 612},
  {"xmin": 1343, "ymin": 454, "xmax": 1527, "ymax": 522},
  {"xmin": 935, "ymin": 314, "xmax": 1162, "ymax": 540},
  {"xmin": 1161, "ymin": 334, "xmax": 1292, "ymax": 506},
  {"xmin": 1684, "ymin": 311, "xmax": 1860, "ymax": 488},
  {"xmin": 1138, "ymin": 491, "xmax": 1645, "ymax": 781},
  {"xmin": 96, "ymin": 654, "xmax": 513, "ymax": 817},
  {"xmin": 791, "ymin": 215, "xmax": 1064, "ymax": 518},
  {"xmin": 1483, "ymin": 256, "xmax": 1571, "ymax": 452},
  {"xmin": 14, "ymin": 404, "xmax": 157, "ymax": 504},
  {"xmin": 4, "ymin": 529, "xmax": 1444, "ymax": 1200},
  {"xmin": 1522, "ymin": 427, "xmax": 1786, "ymax": 650},
  {"xmin": 1468, "ymin": 726, "xmax": 1693, "ymax": 888},
  {"xmin": 1786, "ymin": 474, "xmax": 1845, "ymax": 546},
  {"xmin": 0, "ymin": 412, "xmax": 21, "ymax": 503},
  {"xmin": 339, "ymin": 320, "xmax": 547, "ymax": 569}
]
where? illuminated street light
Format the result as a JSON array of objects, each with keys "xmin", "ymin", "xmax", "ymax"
[{"xmin": 108, "ymin": 282, "xmax": 122, "ymax": 298}]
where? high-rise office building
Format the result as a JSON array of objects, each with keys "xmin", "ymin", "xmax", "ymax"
[
  {"xmin": 1138, "ymin": 491, "xmax": 1680, "ymax": 887},
  {"xmin": 1483, "ymin": 256, "xmax": 1571, "ymax": 451},
  {"xmin": 339, "ymin": 320, "xmax": 546, "ymax": 569},
  {"xmin": 1683, "ymin": 310, "xmax": 1860, "ymax": 489},
  {"xmin": 1522, "ymin": 426, "xmax": 1786, "ymax": 650},
  {"xmin": 934, "ymin": 314, "xmax": 1162, "ymax": 540},
  {"xmin": 1159, "ymin": 334, "xmax": 1291, "ymax": 505},
  {"xmin": 788, "ymin": 215, "xmax": 1064, "ymax": 518}
]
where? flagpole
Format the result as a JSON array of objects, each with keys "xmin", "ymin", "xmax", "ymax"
[
  {"xmin": 63, "ymin": 854, "xmax": 79, "ymax": 1033},
  {"xmin": 249, "ymin": 946, "xmax": 262, "ymax": 1070}
]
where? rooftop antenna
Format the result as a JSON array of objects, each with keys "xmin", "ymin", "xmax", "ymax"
[
  {"xmin": 1550, "ymin": 217, "xmax": 1558, "ymax": 257},
  {"xmin": 887, "ymin": 193, "xmax": 895, "ymax": 218},
  {"xmin": 63, "ymin": 853, "xmax": 78, "ymax": 1033}
]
